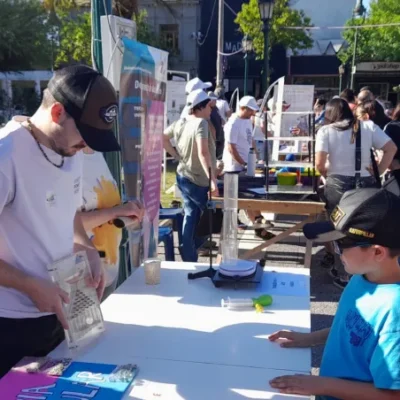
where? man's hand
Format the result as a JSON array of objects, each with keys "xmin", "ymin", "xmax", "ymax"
[
  {"xmin": 270, "ymin": 374, "xmax": 328, "ymax": 396},
  {"xmin": 114, "ymin": 201, "xmax": 144, "ymax": 220},
  {"xmin": 24, "ymin": 277, "xmax": 70, "ymax": 330},
  {"xmin": 268, "ymin": 330, "xmax": 314, "ymax": 348},
  {"xmin": 210, "ymin": 180, "xmax": 219, "ymax": 198}
]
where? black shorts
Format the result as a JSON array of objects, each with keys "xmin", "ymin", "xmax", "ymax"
[{"xmin": 0, "ymin": 314, "xmax": 64, "ymax": 378}]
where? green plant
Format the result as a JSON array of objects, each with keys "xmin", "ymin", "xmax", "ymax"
[{"xmin": 235, "ymin": 0, "xmax": 313, "ymax": 59}]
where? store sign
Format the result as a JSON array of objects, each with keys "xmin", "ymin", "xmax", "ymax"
[
  {"xmin": 225, "ymin": 41, "xmax": 242, "ymax": 53},
  {"xmin": 356, "ymin": 62, "xmax": 400, "ymax": 72}
]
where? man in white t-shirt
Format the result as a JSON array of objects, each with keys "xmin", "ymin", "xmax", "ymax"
[
  {"xmin": 223, "ymin": 96, "xmax": 259, "ymax": 172},
  {"xmin": 223, "ymin": 97, "xmax": 275, "ymax": 239},
  {"xmin": 0, "ymin": 66, "xmax": 122, "ymax": 377}
]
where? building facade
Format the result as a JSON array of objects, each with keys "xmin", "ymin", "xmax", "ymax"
[
  {"xmin": 288, "ymin": 0, "xmax": 354, "ymax": 98},
  {"xmin": 140, "ymin": 0, "xmax": 201, "ymax": 75}
]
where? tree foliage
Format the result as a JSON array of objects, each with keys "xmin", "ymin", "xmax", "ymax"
[
  {"xmin": 339, "ymin": 0, "xmax": 400, "ymax": 64},
  {"xmin": 55, "ymin": 10, "xmax": 91, "ymax": 66},
  {"xmin": 0, "ymin": 0, "xmax": 51, "ymax": 72},
  {"xmin": 53, "ymin": 7, "xmax": 167, "ymax": 67},
  {"xmin": 235, "ymin": 0, "xmax": 313, "ymax": 58}
]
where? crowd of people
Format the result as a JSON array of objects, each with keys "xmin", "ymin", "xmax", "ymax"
[
  {"xmin": 0, "ymin": 64, "xmax": 399, "ymax": 398},
  {"xmin": 162, "ymin": 77, "xmax": 400, "ymax": 398},
  {"xmin": 314, "ymin": 87, "xmax": 399, "ymax": 289}
]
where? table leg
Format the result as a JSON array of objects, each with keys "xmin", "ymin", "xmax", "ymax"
[
  {"xmin": 241, "ymin": 215, "xmax": 316, "ymax": 260},
  {"xmin": 304, "ymin": 239, "xmax": 313, "ymax": 269}
]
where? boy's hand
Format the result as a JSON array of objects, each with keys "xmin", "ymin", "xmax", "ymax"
[
  {"xmin": 268, "ymin": 330, "xmax": 314, "ymax": 348},
  {"xmin": 270, "ymin": 374, "xmax": 328, "ymax": 396}
]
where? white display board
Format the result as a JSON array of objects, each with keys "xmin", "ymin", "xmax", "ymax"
[
  {"xmin": 163, "ymin": 71, "xmax": 189, "ymax": 191},
  {"xmin": 272, "ymin": 84, "xmax": 314, "ymax": 160},
  {"xmin": 165, "ymin": 80, "xmax": 187, "ymax": 127}
]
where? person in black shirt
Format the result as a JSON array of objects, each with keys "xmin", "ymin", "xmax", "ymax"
[
  {"xmin": 208, "ymin": 92, "xmax": 224, "ymax": 160},
  {"xmin": 384, "ymin": 104, "xmax": 400, "ymax": 185}
]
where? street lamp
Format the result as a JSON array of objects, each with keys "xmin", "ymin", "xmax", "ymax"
[
  {"xmin": 242, "ymin": 35, "xmax": 253, "ymax": 95},
  {"xmin": 258, "ymin": 0, "xmax": 275, "ymax": 94},
  {"xmin": 350, "ymin": 0, "xmax": 366, "ymax": 90},
  {"xmin": 338, "ymin": 64, "xmax": 345, "ymax": 94}
]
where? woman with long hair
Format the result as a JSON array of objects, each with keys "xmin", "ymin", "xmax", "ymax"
[{"xmin": 315, "ymin": 98, "xmax": 397, "ymax": 289}]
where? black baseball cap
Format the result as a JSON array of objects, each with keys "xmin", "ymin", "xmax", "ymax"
[
  {"xmin": 303, "ymin": 188, "xmax": 400, "ymax": 249},
  {"xmin": 47, "ymin": 65, "xmax": 120, "ymax": 152}
]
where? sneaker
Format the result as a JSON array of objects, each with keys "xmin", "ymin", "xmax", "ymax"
[
  {"xmin": 202, "ymin": 240, "xmax": 217, "ymax": 249},
  {"xmin": 198, "ymin": 248, "xmax": 212, "ymax": 257},
  {"xmin": 333, "ymin": 277, "xmax": 349, "ymax": 290},
  {"xmin": 321, "ymin": 252, "xmax": 335, "ymax": 269}
]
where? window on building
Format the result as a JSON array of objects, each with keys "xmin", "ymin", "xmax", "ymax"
[{"xmin": 160, "ymin": 24, "xmax": 179, "ymax": 54}]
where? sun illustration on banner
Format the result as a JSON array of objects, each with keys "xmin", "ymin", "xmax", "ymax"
[{"xmin": 92, "ymin": 176, "xmax": 122, "ymax": 266}]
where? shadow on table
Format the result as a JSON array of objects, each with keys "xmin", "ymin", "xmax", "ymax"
[
  {"xmin": 77, "ymin": 320, "xmax": 311, "ymax": 399},
  {"xmin": 115, "ymin": 266, "xmax": 310, "ymax": 310}
]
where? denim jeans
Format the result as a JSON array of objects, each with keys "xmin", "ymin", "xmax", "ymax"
[{"xmin": 176, "ymin": 174, "xmax": 209, "ymax": 262}]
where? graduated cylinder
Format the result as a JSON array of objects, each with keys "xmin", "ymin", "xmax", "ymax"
[{"xmin": 221, "ymin": 173, "xmax": 239, "ymax": 263}]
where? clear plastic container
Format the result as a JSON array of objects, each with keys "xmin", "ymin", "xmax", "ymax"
[
  {"xmin": 221, "ymin": 297, "xmax": 254, "ymax": 310},
  {"xmin": 47, "ymin": 252, "xmax": 105, "ymax": 350},
  {"xmin": 144, "ymin": 258, "xmax": 161, "ymax": 285}
]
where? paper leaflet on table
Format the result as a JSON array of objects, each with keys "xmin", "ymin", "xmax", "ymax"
[
  {"xmin": 257, "ymin": 271, "xmax": 309, "ymax": 297},
  {"xmin": 0, "ymin": 357, "xmax": 138, "ymax": 399}
]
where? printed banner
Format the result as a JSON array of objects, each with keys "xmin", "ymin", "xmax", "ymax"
[{"xmin": 119, "ymin": 38, "xmax": 168, "ymax": 260}]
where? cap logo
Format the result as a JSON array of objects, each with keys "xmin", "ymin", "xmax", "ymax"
[
  {"xmin": 100, "ymin": 104, "xmax": 118, "ymax": 124},
  {"xmin": 330, "ymin": 206, "xmax": 345, "ymax": 226},
  {"xmin": 348, "ymin": 227, "xmax": 375, "ymax": 238}
]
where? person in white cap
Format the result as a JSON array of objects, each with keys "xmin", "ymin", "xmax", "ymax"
[
  {"xmin": 163, "ymin": 89, "xmax": 218, "ymax": 262},
  {"xmin": 223, "ymin": 96, "xmax": 275, "ymax": 240},
  {"xmin": 223, "ymin": 96, "xmax": 259, "ymax": 172},
  {"xmin": 180, "ymin": 78, "xmax": 212, "ymax": 120}
]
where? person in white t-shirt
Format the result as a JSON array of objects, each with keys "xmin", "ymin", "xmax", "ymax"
[
  {"xmin": 222, "ymin": 96, "xmax": 274, "ymax": 239},
  {"xmin": 223, "ymin": 96, "xmax": 259, "ymax": 172},
  {"xmin": 316, "ymin": 97, "xmax": 396, "ymax": 289},
  {"xmin": 78, "ymin": 149, "xmax": 143, "ymax": 300},
  {"xmin": 0, "ymin": 66, "xmax": 125, "ymax": 377}
]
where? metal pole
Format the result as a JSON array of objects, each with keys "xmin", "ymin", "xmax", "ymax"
[
  {"xmin": 244, "ymin": 53, "xmax": 248, "ymax": 95},
  {"xmin": 262, "ymin": 21, "xmax": 270, "ymax": 94},
  {"xmin": 339, "ymin": 73, "xmax": 343, "ymax": 94},
  {"xmin": 92, "ymin": 0, "xmax": 111, "ymax": 73},
  {"xmin": 216, "ymin": 0, "xmax": 224, "ymax": 87},
  {"xmin": 350, "ymin": 27, "xmax": 358, "ymax": 90}
]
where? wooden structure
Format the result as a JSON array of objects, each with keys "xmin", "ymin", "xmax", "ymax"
[{"xmin": 214, "ymin": 197, "xmax": 325, "ymax": 269}]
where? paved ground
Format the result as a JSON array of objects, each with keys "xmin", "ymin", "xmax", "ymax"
[{"xmin": 158, "ymin": 214, "xmax": 343, "ymax": 376}]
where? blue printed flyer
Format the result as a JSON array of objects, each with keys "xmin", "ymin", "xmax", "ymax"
[{"xmin": 0, "ymin": 357, "xmax": 138, "ymax": 399}]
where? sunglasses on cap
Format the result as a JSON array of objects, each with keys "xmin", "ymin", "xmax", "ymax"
[{"xmin": 334, "ymin": 238, "xmax": 371, "ymax": 256}]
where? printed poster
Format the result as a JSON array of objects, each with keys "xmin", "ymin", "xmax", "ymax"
[
  {"xmin": 0, "ymin": 358, "xmax": 137, "ymax": 399},
  {"xmin": 119, "ymin": 38, "xmax": 168, "ymax": 260},
  {"xmin": 272, "ymin": 84, "xmax": 314, "ymax": 160}
]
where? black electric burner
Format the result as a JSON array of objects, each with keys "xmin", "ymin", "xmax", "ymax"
[
  {"xmin": 188, "ymin": 261, "xmax": 265, "ymax": 289},
  {"xmin": 213, "ymin": 263, "xmax": 264, "ymax": 288}
]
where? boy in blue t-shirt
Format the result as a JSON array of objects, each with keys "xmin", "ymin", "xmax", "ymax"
[{"xmin": 269, "ymin": 188, "xmax": 400, "ymax": 400}]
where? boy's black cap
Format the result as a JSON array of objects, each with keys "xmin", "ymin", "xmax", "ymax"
[
  {"xmin": 47, "ymin": 65, "xmax": 120, "ymax": 152},
  {"xmin": 303, "ymin": 188, "xmax": 400, "ymax": 249}
]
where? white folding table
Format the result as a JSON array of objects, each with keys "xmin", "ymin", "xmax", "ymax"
[{"xmin": 51, "ymin": 262, "xmax": 311, "ymax": 399}]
